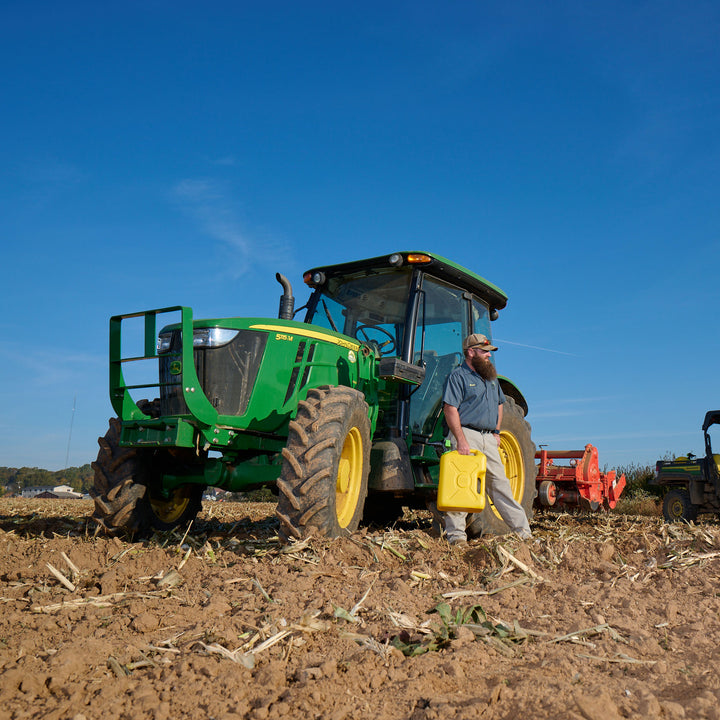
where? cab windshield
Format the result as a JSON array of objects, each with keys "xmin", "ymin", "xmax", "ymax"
[{"xmin": 305, "ymin": 269, "xmax": 412, "ymax": 355}]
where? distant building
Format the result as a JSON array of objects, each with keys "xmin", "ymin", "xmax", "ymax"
[{"xmin": 21, "ymin": 485, "xmax": 83, "ymax": 499}]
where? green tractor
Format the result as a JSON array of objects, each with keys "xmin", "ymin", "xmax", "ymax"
[
  {"xmin": 651, "ymin": 410, "xmax": 720, "ymax": 522},
  {"xmin": 91, "ymin": 251, "xmax": 536, "ymax": 540}
]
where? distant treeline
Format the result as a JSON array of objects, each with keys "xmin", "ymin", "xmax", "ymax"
[
  {"xmin": 0, "ymin": 465, "xmax": 94, "ymax": 495},
  {"xmin": 0, "ymin": 460, "xmax": 662, "ymax": 500},
  {"xmin": 614, "ymin": 461, "xmax": 664, "ymax": 499}
]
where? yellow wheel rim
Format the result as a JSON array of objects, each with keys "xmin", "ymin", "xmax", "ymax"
[
  {"xmin": 487, "ymin": 431, "xmax": 525, "ymax": 519},
  {"xmin": 150, "ymin": 486, "xmax": 194, "ymax": 524},
  {"xmin": 336, "ymin": 426, "xmax": 363, "ymax": 528}
]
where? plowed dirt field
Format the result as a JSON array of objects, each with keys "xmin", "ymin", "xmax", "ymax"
[{"xmin": 1, "ymin": 497, "xmax": 719, "ymax": 720}]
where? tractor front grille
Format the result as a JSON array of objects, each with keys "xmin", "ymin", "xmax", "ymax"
[{"xmin": 159, "ymin": 330, "xmax": 268, "ymax": 417}]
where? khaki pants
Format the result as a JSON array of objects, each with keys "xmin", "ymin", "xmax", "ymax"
[{"xmin": 444, "ymin": 427, "xmax": 531, "ymax": 541}]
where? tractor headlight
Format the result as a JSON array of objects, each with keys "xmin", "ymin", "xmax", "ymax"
[
  {"xmin": 157, "ymin": 332, "xmax": 173, "ymax": 354},
  {"xmin": 192, "ymin": 328, "xmax": 239, "ymax": 349}
]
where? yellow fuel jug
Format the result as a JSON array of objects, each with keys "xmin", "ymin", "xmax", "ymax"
[{"xmin": 437, "ymin": 450, "xmax": 487, "ymax": 512}]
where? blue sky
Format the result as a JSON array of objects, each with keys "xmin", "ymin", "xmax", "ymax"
[{"xmin": 2, "ymin": 1, "xmax": 719, "ymax": 472}]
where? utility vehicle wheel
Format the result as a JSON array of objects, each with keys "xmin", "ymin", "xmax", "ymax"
[
  {"xmin": 277, "ymin": 385, "xmax": 371, "ymax": 540},
  {"xmin": 662, "ymin": 488, "xmax": 698, "ymax": 523},
  {"xmin": 91, "ymin": 416, "xmax": 204, "ymax": 535},
  {"xmin": 465, "ymin": 396, "xmax": 537, "ymax": 537}
]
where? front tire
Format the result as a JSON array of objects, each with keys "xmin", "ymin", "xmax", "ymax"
[
  {"xmin": 91, "ymin": 416, "xmax": 204, "ymax": 535},
  {"xmin": 662, "ymin": 487, "xmax": 698, "ymax": 523},
  {"xmin": 466, "ymin": 396, "xmax": 537, "ymax": 537},
  {"xmin": 276, "ymin": 385, "xmax": 371, "ymax": 540}
]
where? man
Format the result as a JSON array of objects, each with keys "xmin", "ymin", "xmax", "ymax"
[{"xmin": 441, "ymin": 333, "xmax": 532, "ymax": 545}]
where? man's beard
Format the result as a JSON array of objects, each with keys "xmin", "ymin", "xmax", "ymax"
[{"xmin": 471, "ymin": 355, "xmax": 497, "ymax": 380}]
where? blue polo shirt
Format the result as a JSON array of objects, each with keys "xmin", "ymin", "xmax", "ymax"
[{"xmin": 442, "ymin": 362, "xmax": 505, "ymax": 431}]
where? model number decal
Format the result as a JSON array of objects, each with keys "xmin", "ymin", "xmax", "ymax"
[{"xmin": 250, "ymin": 324, "xmax": 360, "ymax": 351}]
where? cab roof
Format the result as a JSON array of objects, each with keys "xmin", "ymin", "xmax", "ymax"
[
  {"xmin": 703, "ymin": 411, "xmax": 720, "ymax": 432},
  {"xmin": 304, "ymin": 251, "xmax": 508, "ymax": 311}
]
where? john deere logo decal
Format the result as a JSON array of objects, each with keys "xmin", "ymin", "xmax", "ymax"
[{"xmin": 169, "ymin": 360, "xmax": 182, "ymax": 375}]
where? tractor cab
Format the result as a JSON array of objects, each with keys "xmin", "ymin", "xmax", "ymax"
[{"xmin": 301, "ymin": 251, "xmax": 526, "ymax": 446}]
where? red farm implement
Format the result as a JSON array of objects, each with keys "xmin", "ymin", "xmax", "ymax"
[{"xmin": 534, "ymin": 444, "xmax": 626, "ymax": 512}]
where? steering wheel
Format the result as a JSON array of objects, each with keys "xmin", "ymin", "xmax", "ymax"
[{"xmin": 356, "ymin": 325, "xmax": 397, "ymax": 355}]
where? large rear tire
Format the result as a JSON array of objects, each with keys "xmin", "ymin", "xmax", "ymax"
[
  {"xmin": 91, "ymin": 415, "xmax": 204, "ymax": 535},
  {"xmin": 276, "ymin": 385, "xmax": 371, "ymax": 540},
  {"xmin": 662, "ymin": 487, "xmax": 698, "ymax": 523},
  {"xmin": 466, "ymin": 396, "xmax": 537, "ymax": 537}
]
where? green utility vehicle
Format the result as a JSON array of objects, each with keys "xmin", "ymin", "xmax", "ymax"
[
  {"xmin": 651, "ymin": 410, "xmax": 720, "ymax": 522},
  {"xmin": 92, "ymin": 252, "xmax": 536, "ymax": 540}
]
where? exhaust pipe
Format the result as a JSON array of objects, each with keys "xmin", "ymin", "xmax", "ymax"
[{"xmin": 276, "ymin": 273, "xmax": 295, "ymax": 320}]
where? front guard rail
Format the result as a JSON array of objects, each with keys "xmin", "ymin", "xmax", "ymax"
[{"xmin": 109, "ymin": 306, "xmax": 218, "ymax": 428}]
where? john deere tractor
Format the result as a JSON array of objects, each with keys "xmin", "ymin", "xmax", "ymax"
[
  {"xmin": 651, "ymin": 410, "xmax": 720, "ymax": 522},
  {"xmin": 91, "ymin": 252, "xmax": 536, "ymax": 540}
]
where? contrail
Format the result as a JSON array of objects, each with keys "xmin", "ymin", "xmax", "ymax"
[{"xmin": 494, "ymin": 338, "xmax": 578, "ymax": 357}]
